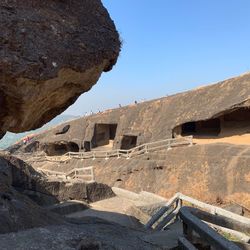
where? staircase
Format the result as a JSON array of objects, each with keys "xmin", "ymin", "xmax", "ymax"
[{"xmin": 146, "ymin": 193, "xmax": 250, "ymax": 249}]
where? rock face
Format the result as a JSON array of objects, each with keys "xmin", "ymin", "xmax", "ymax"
[
  {"xmin": 12, "ymin": 72, "xmax": 250, "ymax": 153},
  {"xmin": 12, "ymin": 73, "xmax": 250, "ymax": 209},
  {"xmin": 0, "ymin": 0, "xmax": 120, "ymax": 135},
  {"xmin": 0, "ymin": 153, "xmax": 64, "ymax": 233},
  {"xmin": 36, "ymin": 181, "xmax": 115, "ymax": 205},
  {"xmin": 26, "ymin": 143, "xmax": 250, "ymax": 208},
  {"xmin": 92, "ymin": 144, "xmax": 250, "ymax": 208},
  {"xmin": 0, "ymin": 151, "xmax": 117, "ymax": 233}
]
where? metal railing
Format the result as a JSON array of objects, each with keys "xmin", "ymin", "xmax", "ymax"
[
  {"xmin": 37, "ymin": 166, "xmax": 94, "ymax": 183},
  {"xmin": 146, "ymin": 193, "xmax": 249, "ymax": 250}
]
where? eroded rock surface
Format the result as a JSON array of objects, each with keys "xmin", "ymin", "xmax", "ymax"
[
  {"xmin": 92, "ymin": 143, "xmax": 250, "ymax": 208},
  {"xmin": 37, "ymin": 180, "xmax": 115, "ymax": 205},
  {"xmin": 22, "ymin": 143, "xmax": 250, "ymax": 209},
  {"xmin": 9, "ymin": 73, "xmax": 250, "ymax": 209},
  {"xmin": 0, "ymin": 221, "xmax": 163, "ymax": 250},
  {"xmin": 0, "ymin": 0, "xmax": 120, "ymax": 135},
  {"xmin": 11, "ymin": 72, "xmax": 250, "ymax": 154},
  {"xmin": 0, "ymin": 153, "xmax": 64, "ymax": 233},
  {"xmin": 0, "ymin": 151, "xmax": 116, "ymax": 234}
]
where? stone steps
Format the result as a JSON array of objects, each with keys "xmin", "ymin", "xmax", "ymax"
[
  {"xmin": 66, "ymin": 196, "xmax": 145, "ymax": 230},
  {"xmin": 66, "ymin": 188, "xmax": 168, "ymax": 230}
]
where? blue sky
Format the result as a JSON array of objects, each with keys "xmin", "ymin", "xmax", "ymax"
[{"xmin": 65, "ymin": 0, "xmax": 250, "ymax": 116}]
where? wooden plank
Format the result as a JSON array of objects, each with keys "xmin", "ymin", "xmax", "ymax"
[
  {"xmin": 192, "ymin": 208, "xmax": 250, "ymax": 234},
  {"xmin": 154, "ymin": 207, "xmax": 179, "ymax": 230},
  {"xmin": 145, "ymin": 193, "xmax": 179, "ymax": 229},
  {"xmin": 206, "ymin": 221, "xmax": 250, "ymax": 243},
  {"xmin": 180, "ymin": 206, "xmax": 241, "ymax": 250},
  {"xmin": 179, "ymin": 194, "xmax": 250, "ymax": 225}
]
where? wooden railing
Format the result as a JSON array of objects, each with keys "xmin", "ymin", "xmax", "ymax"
[
  {"xmin": 146, "ymin": 193, "xmax": 249, "ymax": 249},
  {"xmin": 21, "ymin": 136, "xmax": 193, "ymax": 163},
  {"xmin": 67, "ymin": 136, "xmax": 193, "ymax": 160},
  {"xmin": 38, "ymin": 166, "xmax": 94, "ymax": 183}
]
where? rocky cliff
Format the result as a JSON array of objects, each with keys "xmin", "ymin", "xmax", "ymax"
[
  {"xmin": 24, "ymin": 143, "xmax": 250, "ymax": 209},
  {"xmin": 0, "ymin": 0, "xmax": 120, "ymax": 136},
  {"xmin": 12, "ymin": 72, "xmax": 250, "ymax": 209},
  {"xmin": 13, "ymin": 72, "xmax": 250, "ymax": 154},
  {"xmin": 93, "ymin": 143, "xmax": 250, "ymax": 208}
]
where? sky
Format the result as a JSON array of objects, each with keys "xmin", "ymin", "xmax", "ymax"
[{"xmin": 65, "ymin": 0, "xmax": 250, "ymax": 116}]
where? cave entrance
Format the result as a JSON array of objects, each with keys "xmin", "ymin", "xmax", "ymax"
[
  {"xmin": 83, "ymin": 141, "xmax": 91, "ymax": 152},
  {"xmin": 223, "ymin": 107, "xmax": 250, "ymax": 123},
  {"xmin": 173, "ymin": 107, "xmax": 250, "ymax": 144},
  {"xmin": 45, "ymin": 142, "xmax": 79, "ymax": 156},
  {"xmin": 182, "ymin": 122, "xmax": 196, "ymax": 134},
  {"xmin": 181, "ymin": 118, "xmax": 221, "ymax": 136},
  {"xmin": 221, "ymin": 107, "xmax": 250, "ymax": 136},
  {"xmin": 120, "ymin": 135, "xmax": 137, "ymax": 150},
  {"xmin": 92, "ymin": 123, "xmax": 118, "ymax": 149}
]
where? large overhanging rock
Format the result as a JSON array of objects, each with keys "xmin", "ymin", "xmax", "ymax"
[{"xmin": 0, "ymin": 0, "xmax": 120, "ymax": 137}]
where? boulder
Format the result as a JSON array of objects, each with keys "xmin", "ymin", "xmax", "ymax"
[
  {"xmin": 36, "ymin": 180, "xmax": 115, "ymax": 204},
  {"xmin": 0, "ymin": 153, "xmax": 64, "ymax": 233},
  {"xmin": 0, "ymin": 0, "xmax": 120, "ymax": 136}
]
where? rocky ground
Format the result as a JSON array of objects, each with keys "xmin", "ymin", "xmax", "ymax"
[
  {"xmin": 0, "ymin": 152, "xmax": 64, "ymax": 233},
  {"xmin": 0, "ymin": 151, "xmax": 116, "ymax": 234},
  {"xmin": 1, "ymin": 147, "xmax": 249, "ymax": 249},
  {"xmin": 0, "ymin": 221, "xmax": 166, "ymax": 250},
  {"xmin": 0, "ymin": 152, "xmax": 184, "ymax": 249}
]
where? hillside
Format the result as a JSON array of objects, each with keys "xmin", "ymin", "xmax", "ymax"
[
  {"xmin": 10, "ymin": 72, "xmax": 250, "ymax": 208},
  {"xmin": 19, "ymin": 72, "xmax": 250, "ymax": 152},
  {"xmin": 0, "ymin": 115, "xmax": 78, "ymax": 150}
]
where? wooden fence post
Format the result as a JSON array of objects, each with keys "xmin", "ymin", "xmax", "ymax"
[
  {"xmin": 189, "ymin": 136, "xmax": 193, "ymax": 146},
  {"xmin": 105, "ymin": 152, "xmax": 108, "ymax": 160},
  {"xmin": 167, "ymin": 140, "xmax": 172, "ymax": 150},
  {"xmin": 126, "ymin": 151, "xmax": 130, "ymax": 159}
]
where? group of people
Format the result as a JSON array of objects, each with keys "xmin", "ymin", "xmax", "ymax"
[
  {"xmin": 23, "ymin": 136, "xmax": 32, "ymax": 145},
  {"xmin": 83, "ymin": 99, "xmax": 147, "ymax": 118}
]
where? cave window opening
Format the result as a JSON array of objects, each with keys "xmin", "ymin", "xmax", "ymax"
[
  {"xmin": 68, "ymin": 142, "xmax": 79, "ymax": 152},
  {"xmin": 45, "ymin": 142, "xmax": 79, "ymax": 156},
  {"xmin": 120, "ymin": 135, "xmax": 137, "ymax": 150},
  {"xmin": 181, "ymin": 118, "xmax": 221, "ymax": 137},
  {"xmin": 173, "ymin": 107, "xmax": 250, "ymax": 141},
  {"xmin": 55, "ymin": 124, "xmax": 70, "ymax": 135},
  {"xmin": 92, "ymin": 123, "xmax": 118, "ymax": 148},
  {"xmin": 83, "ymin": 141, "xmax": 91, "ymax": 152},
  {"xmin": 182, "ymin": 122, "xmax": 196, "ymax": 134},
  {"xmin": 223, "ymin": 107, "xmax": 250, "ymax": 122},
  {"xmin": 54, "ymin": 144, "xmax": 67, "ymax": 155}
]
